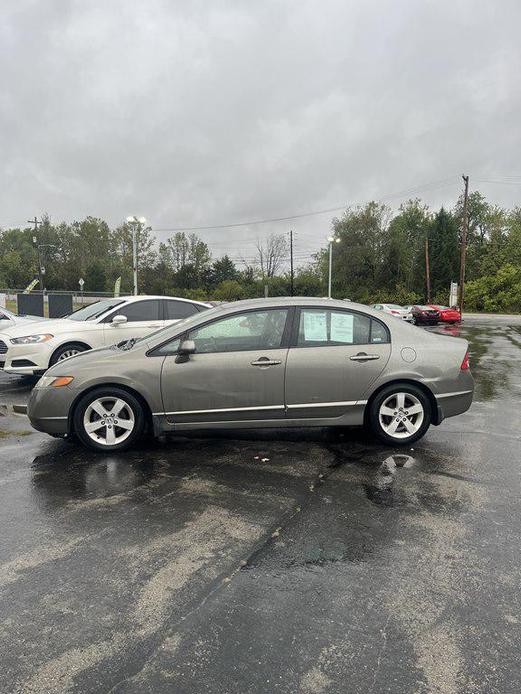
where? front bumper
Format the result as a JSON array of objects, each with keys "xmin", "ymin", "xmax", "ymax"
[
  {"xmin": 0, "ymin": 334, "xmax": 52, "ymax": 375},
  {"xmin": 27, "ymin": 384, "xmax": 73, "ymax": 435}
]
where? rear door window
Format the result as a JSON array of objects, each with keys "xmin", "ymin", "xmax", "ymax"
[
  {"xmin": 163, "ymin": 300, "xmax": 200, "ymax": 320},
  {"xmin": 297, "ymin": 309, "xmax": 389, "ymax": 346}
]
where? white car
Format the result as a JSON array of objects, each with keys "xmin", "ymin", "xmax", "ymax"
[
  {"xmin": 0, "ymin": 295, "xmax": 210, "ymax": 375},
  {"xmin": 371, "ymin": 303, "xmax": 414, "ymax": 322},
  {"xmin": 0, "ymin": 306, "xmax": 46, "ymax": 327}
]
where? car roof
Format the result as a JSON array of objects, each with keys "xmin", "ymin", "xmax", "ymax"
[
  {"xmin": 116, "ymin": 295, "xmax": 211, "ymax": 307},
  {"xmin": 215, "ymin": 296, "xmax": 382, "ymax": 315}
]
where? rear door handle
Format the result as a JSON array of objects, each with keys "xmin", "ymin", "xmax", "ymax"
[
  {"xmin": 349, "ymin": 353, "xmax": 380, "ymax": 362},
  {"xmin": 251, "ymin": 357, "xmax": 282, "ymax": 367}
]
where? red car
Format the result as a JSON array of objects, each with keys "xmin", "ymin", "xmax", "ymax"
[{"xmin": 429, "ymin": 305, "xmax": 461, "ymax": 324}]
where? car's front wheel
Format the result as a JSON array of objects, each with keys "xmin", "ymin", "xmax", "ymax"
[
  {"xmin": 73, "ymin": 387, "xmax": 146, "ymax": 452},
  {"xmin": 369, "ymin": 384, "xmax": 431, "ymax": 445},
  {"xmin": 50, "ymin": 342, "xmax": 88, "ymax": 366}
]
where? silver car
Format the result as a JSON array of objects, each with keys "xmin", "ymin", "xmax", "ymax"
[
  {"xmin": 27, "ymin": 297, "xmax": 473, "ymax": 451},
  {"xmin": 371, "ymin": 303, "xmax": 414, "ymax": 322}
]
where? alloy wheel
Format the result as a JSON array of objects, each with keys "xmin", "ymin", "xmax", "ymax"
[
  {"xmin": 58, "ymin": 348, "xmax": 82, "ymax": 361},
  {"xmin": 83, "ymin": 397, "xmax": 135, "ymax": 446},
  {"xmin": 378, "ymin": 392, "xmax": 424, "ymax": 439}
]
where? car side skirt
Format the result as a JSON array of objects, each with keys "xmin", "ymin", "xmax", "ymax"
[{"xmin": 152, "ymin": 405, "xmax": 367, "ymax": 432}]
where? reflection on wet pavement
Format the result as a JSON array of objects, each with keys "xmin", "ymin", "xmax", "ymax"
[{"xmin": 364, "ymin": 454, "xmax": 415, "ymax": 506}]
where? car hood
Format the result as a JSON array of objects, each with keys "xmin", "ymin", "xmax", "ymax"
[
  {"xmin": 11, "ymin": 314, "xmax": 45, "ymax": 324},
  {"xmin": 0, "ymin": 318, "xmax": 83, "ymax": 337}
]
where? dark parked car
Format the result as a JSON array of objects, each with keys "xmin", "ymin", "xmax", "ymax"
[
  {"xmin": 428, "ymin": 305, "xmax": 461, "ymax": 324},
  {"xmin": 404, "ymin": 305, "xmax": 440, "ymax": 325}
]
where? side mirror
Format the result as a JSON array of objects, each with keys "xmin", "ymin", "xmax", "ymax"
[
  {"xmin": 111, "ymin": 314, "xmax": 128, "ymax": 326},
  {"xmin": 175, "ymin": 339, "xmax": 196, "ymax": 363}
]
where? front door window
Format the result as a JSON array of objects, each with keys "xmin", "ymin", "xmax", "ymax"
[{"xmin": 188, "ymin": 309, "xmax": 288, "ymax": 353}]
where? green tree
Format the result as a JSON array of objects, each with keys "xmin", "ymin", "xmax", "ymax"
[
  {"xmin": 318, "ymin": 202, "xmax": 391, "ymax": 301},
  {"xmin": 380, "ymin": 199, "xmax": 431, "ymax": 295},
  {"xmin": 210, "ymin": 255, "xmax": 239, "ymax": 285},
  {"xmin": 428, "ymin": 207, "xmax": 459, "ymax": 297},
  {"xmin": 85, "ymin": 260, "xmax": 107, "ymax": 291},
  {"xmin": 212, "ymin": 280, "xmax": 247, "ymax": 301}
]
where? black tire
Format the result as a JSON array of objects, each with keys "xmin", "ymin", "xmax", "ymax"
[
  {"xmin": 368, "ymin": 383, "xmax": 431, "ymax": 446},
  {"xmin": 50, "ymin": 342, "xmax": 88, "ymax": 366},
  {"xmin": 73, "ymin": 387, "xmax": 146, "ymax": 452}
]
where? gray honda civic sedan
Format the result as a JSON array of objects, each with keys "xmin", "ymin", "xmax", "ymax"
[{"xmin": 27, "ymin": 297, "xmax": 473, "ymax": 451}]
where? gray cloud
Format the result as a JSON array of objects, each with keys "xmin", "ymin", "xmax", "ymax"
[{"xmin": 2, "ymin": 0, "xmax": 521, "ymax": 263}]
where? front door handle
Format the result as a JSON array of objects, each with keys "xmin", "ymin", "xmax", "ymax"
[
  {"xmin": 349, "ymin": 352, "xmax": 380, "ymax": 362},
  {"xmin": 251, "ymin": 357, "xmax": 282, "ymax": 367}
]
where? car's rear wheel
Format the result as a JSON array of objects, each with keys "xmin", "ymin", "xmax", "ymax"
[
  {"xmin": 73, "ymin": 387, "xmax": 146, "ymax": 452},
  {"xmin": 50, "ymin": 342, "xmax": 88, "ymax": 366},
  {"xmin": 369, "ymin": 384, "xmax": 431, "ymax": 445}
]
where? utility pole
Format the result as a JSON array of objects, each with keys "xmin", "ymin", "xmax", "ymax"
[
  {"xmin": 28, "ymin": 217, "xmax": 44, "ymax": 290},
  {"xmin": 425, "ymin": 237, "xmax": 431, "ymax": 303},
  {"xmin": 327, "ymin": 235, "xmax": 341, "ymax": 298},
  {"xmin": 459, "ymin": 175, "xmax": 469, "ymax": 313},
  {"xmin": 289, "ymin": 229, "xmax": 294, "ymax": 296}
]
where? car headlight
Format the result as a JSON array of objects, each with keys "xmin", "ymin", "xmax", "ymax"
[
  {"xmin": 10, "ymin": 334, "xmax": 54, "ymax": 345},
  {"xmin": 35, "ymin": 375, "xmax": 74, "ymax": 388}
]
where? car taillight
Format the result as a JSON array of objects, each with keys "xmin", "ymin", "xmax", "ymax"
[
  {"xmin": 390, "ymin": 310, "xmax": 399, "ymax": 314},
  {"xmin": 460, "ymin": 351, "xmax": 470, "ymax": 370}
]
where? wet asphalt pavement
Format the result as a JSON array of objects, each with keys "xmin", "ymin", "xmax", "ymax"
[{"xmin": 0, "ymin": 316, "xmax": 520, "ymax": 694}]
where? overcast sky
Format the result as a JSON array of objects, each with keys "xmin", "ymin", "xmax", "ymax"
[{"xmin": 2, "ymin": 0, "xmax": 521, "ymax": 264}]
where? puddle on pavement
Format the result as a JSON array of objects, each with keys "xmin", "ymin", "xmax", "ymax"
[
  {"xmin": 363, "ymin": 454, "xmax": 415, "ymax": 507},
  {"xmin": 30, "ymin": 450, "xmax": 164, "ymax": 511}
]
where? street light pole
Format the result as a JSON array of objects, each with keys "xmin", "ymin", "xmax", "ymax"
[
  {"xmin": 327, "ymin": 236, "xmax": 340, "ymax": 298},
  {"xmin": 28, "ymin": 217, "xmax": 43, "ymax": 290},
  {"xmin": 126, "ymin": 216, "xmax": 146, "ymax": 296}
]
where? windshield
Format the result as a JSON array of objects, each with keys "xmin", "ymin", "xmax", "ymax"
[{"xmin": 65, "ymin": 299, "xmax": 124, "ymax": 321}]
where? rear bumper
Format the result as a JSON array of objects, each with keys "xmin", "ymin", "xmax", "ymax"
[{"xmin": 435, "ymin": 389, "xmax": 473, "ymax": 421}]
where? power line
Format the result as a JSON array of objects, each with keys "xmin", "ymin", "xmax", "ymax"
[
  {"xmin": 474, "ymin": 179, "xmax": 521, "ymax": 185},
  {"xmin": 151, "ymin": 176, "xmax": 459, "ymax": 232},
  {"xmin": 5, "ymin": 172, "xmax": 521, "ymax": 234}
]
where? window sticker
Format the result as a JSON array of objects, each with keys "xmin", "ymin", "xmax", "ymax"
[
  {"xmin": 303, "ymin": 311, "xmax": 327, "ymax": 341},
  {"xmin": 330, "ymin": 312, "xmax": 354, "ymax": 343}
]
